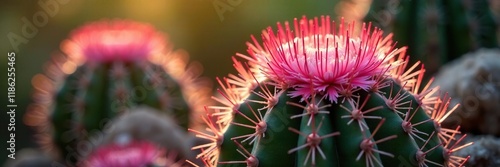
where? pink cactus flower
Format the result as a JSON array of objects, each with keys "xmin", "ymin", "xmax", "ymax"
[
  {"xmin": 61, "ymin": 19, "xmax": 167, "ymax": 62},
  {"xmin": 246, "ymin": 16, "xmax": 406, "ymax": 102},
  {"xmin": 82, "ymin": 140, "xmax": 163, "ymax": 167}
]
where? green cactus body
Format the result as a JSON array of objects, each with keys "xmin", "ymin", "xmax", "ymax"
[
  {"xmin": 365, "ymin": 0, "xmax": 498, "ymax": 74},
  {"xmin": 52, "ymin": 62, "xmax": 190, "ymax": 161},
  {"xmin": 192, "ymin": 16, "xmax": 472, "ymax": 167},
  {"xmin": 25, "ymin": 20, "xmax": 211, "ymax": 165}
]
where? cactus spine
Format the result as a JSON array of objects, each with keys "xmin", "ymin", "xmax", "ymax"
[
  {"xmin": 191, "ymin": 16, "xmax": 472, "ymax": 167},
  {"xmin": 25, "ymin": 20, "xmax": 212, "ymax": 165}
]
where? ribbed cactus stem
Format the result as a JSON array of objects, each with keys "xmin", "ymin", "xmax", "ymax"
[
  {"xmin": 469, "ymin": 0, "xmax": 498, "ymax": 48},
  {"xmin": 51, "ymin": 61, "xmax": 192, "ymax": 161},
  {"xmin": 365, "ymin": 0, "xmax": 498, "ymax": 75}
]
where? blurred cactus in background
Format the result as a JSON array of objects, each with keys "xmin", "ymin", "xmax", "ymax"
[
  {"xmin": 101, "ymin": 106, "xmax": 204, "ymax": 166},
  {"xmin": 365, "ymin": 0, "xmax": 499, "ymax": 75},
  {"xmin": 23, "ymin": 19, "xmax": 212, "ymax": 166},
  {"xmin": 453, "ymin": 134, "xmax": 500, "ymax": 167},
  {"xmin": 431, "ymin": 49, "xmax": 500, "ymax": 136},
  {"xmin": 191, "ymin": 16, "xmax": 472, "ymax": 167}
]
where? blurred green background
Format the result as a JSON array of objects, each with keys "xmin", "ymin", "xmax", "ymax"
[
  {"xmin": 5, "ymin": 0, "xmax": 499, "ymax": 166},
  {"xmin": 0, "ymin": 0, "xmax": 342, "ymax": 165}
]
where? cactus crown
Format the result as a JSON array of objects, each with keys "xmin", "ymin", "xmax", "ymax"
[
  {"xmin": 61, "ymin": 20, "xmax": 166, "ymax": 62},
  {"xmin": 254, "ymin": 17, "xmax": 394, "ymax": 102},
  {"xmin": 191, "ymin": 16, "xmax": 472, "ymax": 167}
]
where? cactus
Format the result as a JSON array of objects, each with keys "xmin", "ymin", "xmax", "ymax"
[
  {"xmin": 102, "ymin": 106, "xmax": 205, "ymax": 166},
  {"xmin": 191, "ymin": 16, "xmax": 473, "ymax": 167},
  {"xmin": 452, "ymin": 134, "xmax": 500, "ymax": 167},
  {"xmin": 24, "ymin": 19, "xmax": 212, "ymax": 165},
  {"xmin": 364, "ymin": 0, "xmax": 498, "ymax": 75},
  {"xmin": 431, "ymin": 48, "xmax": 500, "ymax": 136}
]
